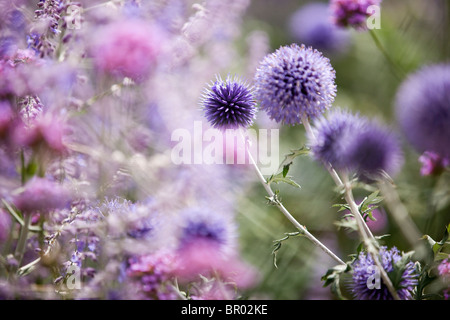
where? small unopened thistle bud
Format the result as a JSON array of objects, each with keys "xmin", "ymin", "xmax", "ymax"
[
  {"xmin": 254, "ymin": 44, "xmax": 336, "ymax": 125},
  {"xmin": 201, "ymin": 75, "xmax": 257, "ymax": 130}
]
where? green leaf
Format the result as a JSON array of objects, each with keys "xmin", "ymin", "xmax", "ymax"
[
  {"xmin": 266, "ymin": 172, "xmax": 301, "ymax": 188},
  {"xmin": 332, "ymin": 203, "xmax": 351, "ymax": 212},
  {"xmin": 282, "ymin": 165, "xmax": 289, "ymax": 178},
  {"xmin": 278, "ymin": 147, "xmax": 310, "ymax": 174},
  {"xmin": 272, "ymin": 230, "xmax": 304, "ymax": 268},
  {"xmin": 321, "ymin": 264, "xmax": 351, "ymax": 300},
  {"xmin": 334, "ymin": 218, "xmax": 358, "ymax": 231}
]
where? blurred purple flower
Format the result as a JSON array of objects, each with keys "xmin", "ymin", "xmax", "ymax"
[
  {"xmin": 13, "ymin": 113, "xmax": 69, "ymax": 155},
  {"xmin": 310, "ymin": 109, "xmax": 403, "ymax": 179},
  {"xmin": 395, "ymin": 64, "xmax": 450, "ymax": 159},
  {"xmin": 418, "ymin": 151, "xmax": 450, "ymax": 176},
  {"xmin": 352, "ymin": 246, "xmax": 418, "ymax": 300},
  {"xmin": 288, "ymin": 3, "xmax": 351, "ymax": 56},
  {"xmin": 254, "ymin": 44, "xmax": 336, "ymax": 125},
  {"xmin": 177, "ymin": 207, "xmax": 236, "ymax": 251},
  {"xmin": 438, "ymin": 259, "xmax": 450, "ymax": 279},
  {"xmin": 90, "ymin": 19, "xmax": 164, "ymax": 81},
  {"xmin": 201, "ymin": 75, "xmax": 257, "ymax": 130},
  {"xmin": 345, "ymin": 120, "xmax": 403, "ymax": 179},
  {"xmin": 13, "ymin": 177, "xmax": 71, "ymax": 214},
  {"xmin": 126, "ymin": 250, "xmax": 178, "ymax": 300},
  {"xmin": 330, "ymin": 0, "xmax": 382, "ymax": 30},
  {"xmin": 310, "ymin": 109, "xmax": 366, "ymax": 170}
]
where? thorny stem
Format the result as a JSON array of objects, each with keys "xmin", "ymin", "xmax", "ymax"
[
  {"xmin": 301, "ymin": 115, "xmax": 400, "ymax": 300},
  {"xmin": 239, "ymin": 130, "xmax": 346, "ymax": 266}
]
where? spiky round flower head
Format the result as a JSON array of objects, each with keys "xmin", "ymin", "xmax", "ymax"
[
  {"xmin": 352, "ymin": 246, "xmax": 419, "ymax": 300},
  {"xmin": 201, "ymin": 75, "xmax": 257, "ymax": 130},
  {"xmin": 310, "ymin": 109, "xmax": 403, "ymax": 179},
  {"xmin": 254, "ymin": 44, "xmax": 336, "ymax": 125},
  {"xmin": 344, "ymin": 120, "xmax": 404, "ymax": 179},
  {"xmin": 395, "ymin": 64, "xmax": 450, "ymax": 159},
  {"xmin": 330, "ymin": 0, "xmax": 382, "ymax": 30},
  {"xmin": 310, "ymin": 109, "xmax": 366, "ymax": 170}
]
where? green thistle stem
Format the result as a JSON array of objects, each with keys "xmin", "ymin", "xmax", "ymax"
[
  {"xmin": 239, "ymin": 130, "xmax": 346, "ymax": 266},
  {"xmin": 301, "ymin": 115, "xmax": 400, "ymax": 300}
]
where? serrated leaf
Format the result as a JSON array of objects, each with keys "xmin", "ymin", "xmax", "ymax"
[
  {"xmin": 267, "ymin": 172, "xmax": 301, "ymax": 188},
  {"xmin": 332, "ymin": 203, "xmax": 351, "ymax": 212},
  {"xmin": 278, "ymin": 146, "xmax": 310, "ymax": 172},
  {"xmin": 272, "ymin": 230, "xmax": 304, "ymax": 268}
]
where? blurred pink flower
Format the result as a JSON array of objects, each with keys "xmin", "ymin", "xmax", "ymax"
[
  {"xmin": 365, "ymin": 206, "xmax": 388, "ymax": 234},
  {"xmin": 173, "ymin": 238, "xmax": 259, "ymax": 289},
  {"xmin": 418, "ymin": 151, "xmax": 450, "ymax": 176},
  {"xmin": 438, "ymin": 259, "xmax": 450, "ymax": 278},
  {"xmin": 13, "ymin": 177, "xmax": 71, "ymax": 214},
  {"xmin": 12, "ymin": 113, "xmax": 69, "ymax": 154},
  {"xmin": 91, "ymin": 19, "xmax": 163, "ymax": 81}
]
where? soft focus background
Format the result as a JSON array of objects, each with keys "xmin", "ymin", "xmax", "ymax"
[{"xmin": 0, "ymin": 0, "xmax": 449, "ymax": 300}]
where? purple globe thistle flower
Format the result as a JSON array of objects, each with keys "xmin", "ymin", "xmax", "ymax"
[
  {"xmin": 201, "ymin": 75, "xmax": 257, "ymax": 130},
  {"xmin": 344, "ymin": 120, "xmax": 404, "ymax": 179},
  {"xmin": 310, "ymin": 109, "xmax": 366, "ymax": 170},
  {"xmin": 352, "ymin": 246, "xmax": 419, "ymax": 300},
  {"xmin": 330, "ymin": 0, "xmax": 382, "ymax": 30},
  {"xmin": 310, "ymin": 109, "xmax": 403, "ymax": 179},
  {"xmin": 395, "ymin": 64, "xmax": 450, "ymax": 159},
  {"xmin": 288, "ymin": 3, "xmax": 351, "ymax": 56},
  {"xmin": 254, "ymin": 44, "xmax": 336, "ymax": 125}
]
